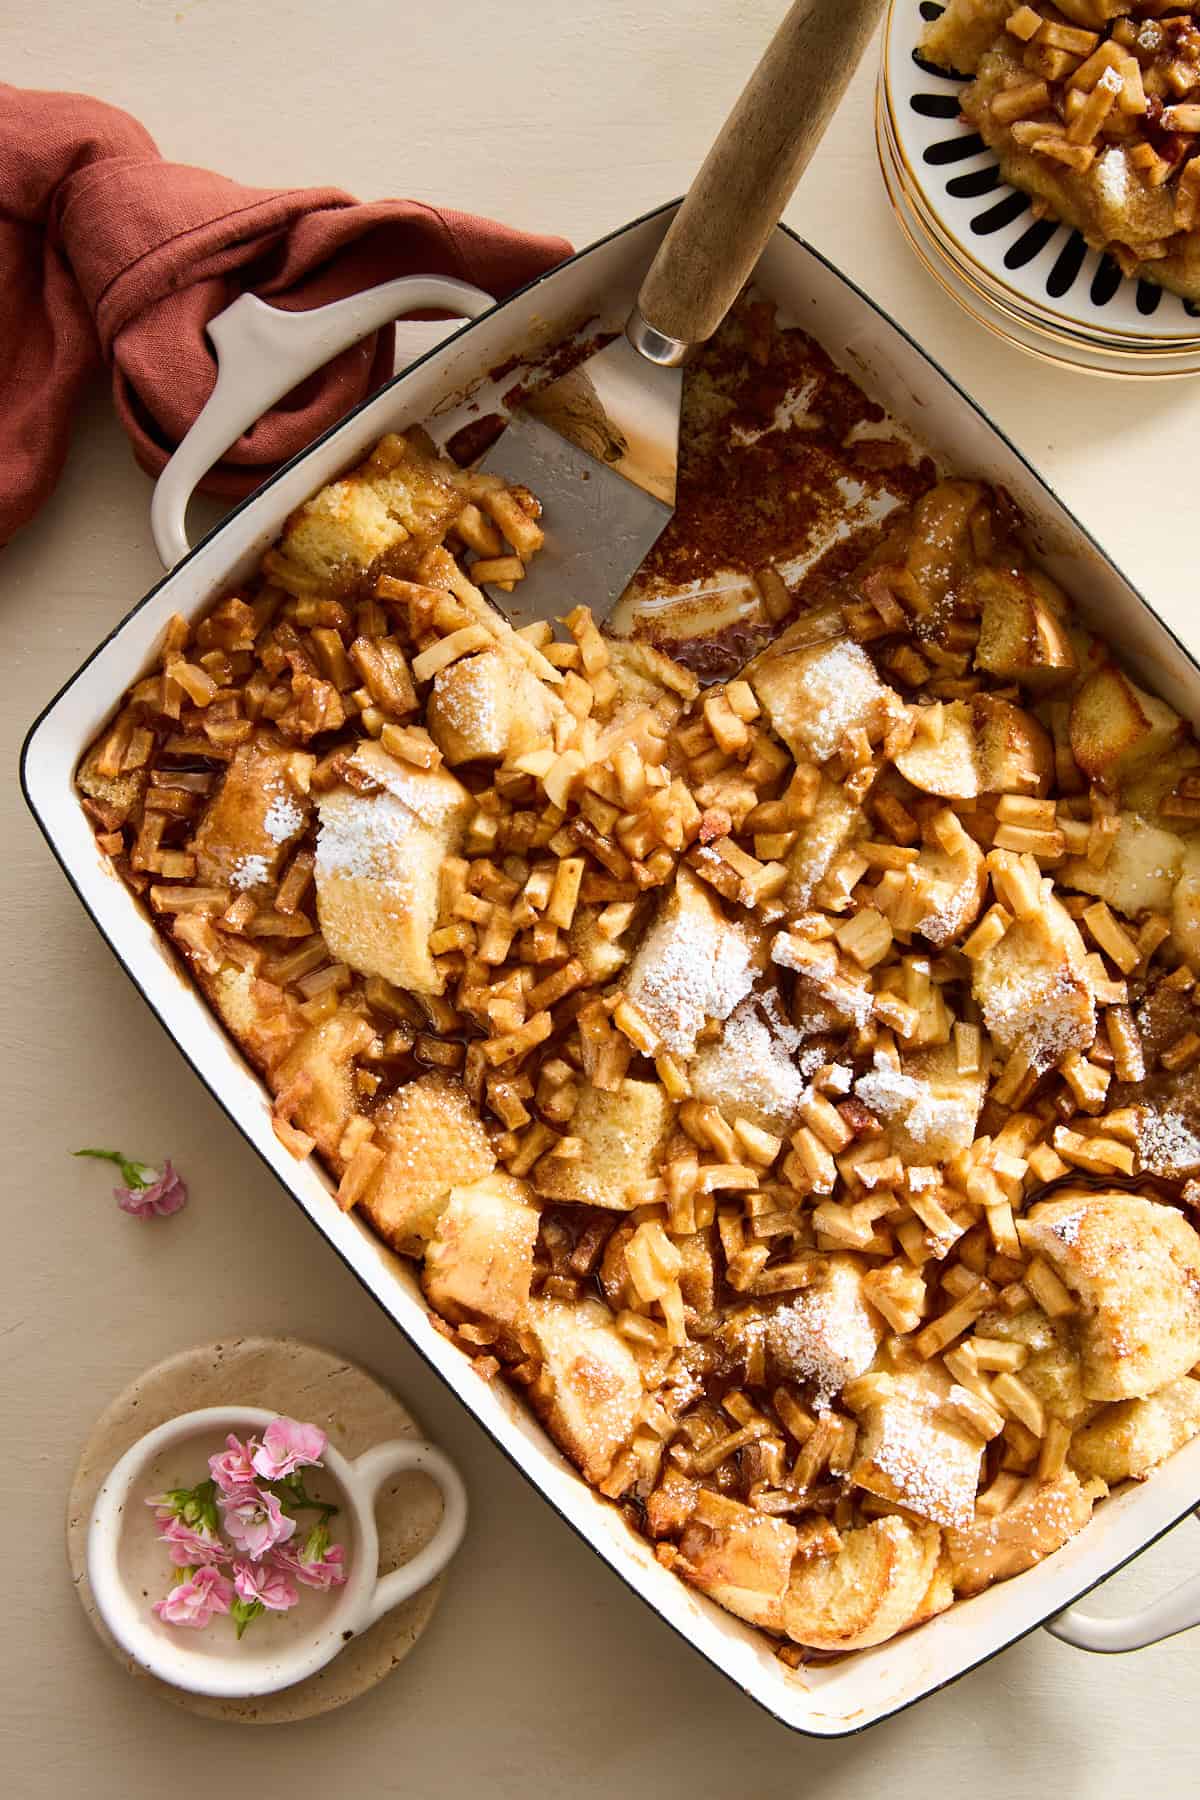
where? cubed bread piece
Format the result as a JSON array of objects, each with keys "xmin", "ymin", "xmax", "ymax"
[
  {"xmin": 945, "ymin": 1471, "xmax": 1094, "ymax": 1597},
  {"xmin": 920, "ymin": 0, "xmax": 1020, "ymax": 74},
  {"xmin": 192, "ymin": 738, "xmax": 310, "ymax": 891},
  {"xmin": 751, "ymin": 636, "xmax": 899, "ymax": 766},
  {"xmin": 1070, "ymin": 667, "xmax": 1183, "ymax": 780},
  {"xmin": 975, "ymin": 1304, "xmax": 1093, "ymax": 1426},
  {"xmin": 315, "ymin": 744, "xmax": 471, "ymax": 994},
  {"xmin": 973, "ymin": 694, "xmax": 1053, "ymax": 797},
  {"xmin": 360, "ymin": 1074, "xmax": 495, "ymax": 1254},
  {"xmin": 905, "ymin": 1548, "xmax": 955, "ymax": 1633},
  {"xmin": 1017, "ymin": 1191, "xmax": 1200, "ymax": 1401},
  {"xmin": 903, "ymin": 479, "xmax": 988, "ymax": 620},
  {"xmin": 973, "ymin": 565, "xmax": 1077, "ymax": 693},
  {"xmin": 854, "ymin": 1044, "xmax": 985, "ymax": 1165},
  {"xmin": 908, "ymin": 830, "xmax": 987, "ymax": 947},
  {"xmin": 782, "ymin": 1515, "xmax": 943, "ymax": 1652},
  {"xmin": 273, "ymin": 477, "xmax": 411, "ymax": 591},
  {"xmin": 569, "ymin": 904, "xmax": 640, "ymax": 985},
  {"xmin": 689, "ymin": 998, "xmax": 807, "ymax": 1135},
  {"xmin": 850, "ymin": 1369, "xmax": 983, "ymax": 1530},
  {"xmin": 524, "ymin": 1295, "xmax": 643, "ymax": 1484},
  {"xmin": 623, "ymin": 866, "xmax": 758, "ymax": 1058},
  {"xmin": 677, "ymin": 1491, "xmax": 799, "ymax": 1631},
  {"xmin": 766, "ymin": 1254, "xmax": 884, "ymax": 1407},
  {"xmin": 533, "ymin": 1078, "xmax": 673, "ymax": 1209},
  {"xmin": 891, "ymin": 700, "xmax": 980, "ymax": 800},
  {"xmin": 426, "ymin": 650, "xmax": 555, "ymax": 765},
  {"xmin": 272, "ymin": 1006, "xmax": 375, "ymax": 1163},
  {"xmin": 1070, "ymin": 1378, "xmax": 1200, "ymax": 1485},
  {"xmin": 1060, "ymin": 814, "xmax": 1184, "ymax": 919},
  {"xmin": 784, "ymin": 778, "xmax": 868, "ymax": 909},
  {"xmin": 204, "ymin": 964, "xmax": 302, "ymax": 1074},
  {"xmin": 1171, "ymin": 838, "xmax": 1200, "ymax": 970},
  {"xmin": 422, "ymin": 1170, "xmax": 540, "ymax": 1329},
  {"xmin": 971, "ymin": 886, "xmax": 1096, "ymax": 1071},
  {"xmin": 77, "ymin": 733, "xmax": 146, "ymax": 826}
]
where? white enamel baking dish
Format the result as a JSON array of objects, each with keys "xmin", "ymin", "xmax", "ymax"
[{"xmin": 22, "ymin": 202, "xmax": 1200, "ymax": 1734}]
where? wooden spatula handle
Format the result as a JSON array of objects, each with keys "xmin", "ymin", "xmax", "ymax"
[{"xmin": 631, "ymin": 0, "xmax": 886, "ymax": 361}]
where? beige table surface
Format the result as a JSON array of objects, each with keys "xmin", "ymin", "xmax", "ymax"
[{"xmin": 4, "ymin": 2, "xmax": 1199, "ymax": 1794}]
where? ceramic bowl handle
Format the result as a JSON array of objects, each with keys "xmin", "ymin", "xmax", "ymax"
[
  {"xmin": 1045, "ymin": 1510, "xmax": 1200, "ymax": 1653},
  {"xmin": 350, "ymin": 1439, "xmax": 468, "ymax": 1628},
  {"xmin": 149, "ymin": 275, "xmax": 496, "ymax": 571}
]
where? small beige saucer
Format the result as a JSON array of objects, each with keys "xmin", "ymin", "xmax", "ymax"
[{"xmin": 67, "ymin": 1336, "xmax": 449, "ymax": 1723}]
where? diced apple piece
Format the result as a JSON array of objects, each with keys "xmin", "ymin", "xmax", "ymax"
[
  {"xmin": 945, "ymin": 1471, "xmax": 1094, "ymax": 1597},
  {"xmin": 360, "ymin": 1074, "xmax": 495, "ymax": 1254},
  {"xmin": 1060, "ymin": 813, "xmax": 1184, "ymax": 919},
  {"xmin": 1070, "ymin": 1378, "xmax": 1200, "ymax": 1484},
  {"xmin": 524, "ymin": 1296, "xmax": 643, "ymax": 1484},
  {"xmin": 422, "ymin": 1171, "xmax": 540, "ymax": 1329},
  {"xmin": 1070, "ymin": 666, "xmax": 1182, "ymax": 780},
  {"xmin": 973, "ymin": 566, "xmax": 1077, "ymax": 693},
  {"xmin": 678, "ymin": 1491, "xmax": 799, "ymax": 1631},
  {"xmin": 533, "ymin": 1078, "xmax": 674, "ymax": 1209},
  {"xmin": 782, "ymin": 1515, "xmax": 943, "ymax": 1651},
  {"xmin": 1018, "ymin": 1190, "xmax": 1200, "ymax": 1400}
]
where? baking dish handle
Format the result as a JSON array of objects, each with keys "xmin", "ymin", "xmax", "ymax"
[
  {"xmin": 150, "ymin": 275, "xmax": 496, "ymax": 570},
  {"xmin": 1046, "ymin": 1510, "xmax": 1200, "ymax": 1652}
]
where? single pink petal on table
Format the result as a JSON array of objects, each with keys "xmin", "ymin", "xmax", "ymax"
[{"xmin": 251, "ymin": 1417, "xmax": 327, "ymax": 1479}]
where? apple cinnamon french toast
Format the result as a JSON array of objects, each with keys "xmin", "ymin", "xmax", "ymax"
[{"xmin": 77, "ymin": 304, "xmax": 1200, "ymax": 1667}]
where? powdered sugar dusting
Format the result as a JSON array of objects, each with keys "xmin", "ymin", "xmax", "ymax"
[
  {"xmin": 625, "ymin": 883, "xmax": 755, "ymax": 1057},
  {"xmin": 690, "ymin": 998, "xmax": 807, "ymax": 1128},
  {"xmin": 854, "ymin": 1051, "xmax": 977, "ymax": 1156},
  {"xmin": 767, "ymin": 1261, "xmax": 880, "ymax": 1408},
  {"xmin": 865, "ymin": 1391, "xmax": 979, "ymax": 1529},
  {"xmin": 263, "ymin": 791, "xmax": 305, "ymax": 845},
  {"xmin": 230, "ymin": 854, "xmax": 270, "ymax": 890},
  {"xmin": 433, "ymin": 653, "xmax": 504, "ymax": 750},
  {"xmin": 1138, "ymin": 1105, "xmax": 1200, "ymax": 1178},
  {"xmin": 789, "ymin": 641, "xmax": 886, "ymax": 763},
  {"xmin": 315, "ymin": 788, "xmax": 423, "ymax": 894}
]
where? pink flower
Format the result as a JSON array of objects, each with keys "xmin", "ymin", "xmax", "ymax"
[
  {"xmin": 232, "ymin": 1559, "xmax": 299, "ymax": 1612},
  {"xmin": 274, "ymin": 1525, "xmax": 348, "ymax": 1590},
  {"xmin": 116, "ymin": 1160, "xmax": 188, "ymax": 1219},
  {"xmin": 158, "ymin": 1516, "xmax": 227, "ymax": 1568},
  {"xmin": 209, "ymin": 1434, "xmax": 261, "ymax": 1496},
  {"xmin": 153, "ymin": 1564, "xmax": 233, "ymax": 1629},
  {"xmin": 251, "ymin": 1417, "xmax": 327, "ymax": 1480},
  {"xmin": 219, "ymin": 1486, "xmax": 296, "ymax": 1561},
  {"xmin": 74, "ymin": 1147, "xmax": 188, "ymax": 1219}
]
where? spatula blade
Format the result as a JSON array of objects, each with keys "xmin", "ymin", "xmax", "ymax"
[{"xmin": 478, "ymin": 408, "xmax": 675, "ymax": 627}]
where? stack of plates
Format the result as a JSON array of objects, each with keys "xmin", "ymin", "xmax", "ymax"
[{"xmin": 878, "ymin": 0, "xmax": 1200, "ymax": 377}]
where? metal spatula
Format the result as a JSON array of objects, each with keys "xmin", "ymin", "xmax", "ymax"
[{"xmin": 479, "ymin": 0, "xmax": 886, "ymax": 628}]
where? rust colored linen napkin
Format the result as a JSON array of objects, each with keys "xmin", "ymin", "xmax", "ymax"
[{"xmin": 0, "ymin": 83, "xmax": 571, "ymax": 544}]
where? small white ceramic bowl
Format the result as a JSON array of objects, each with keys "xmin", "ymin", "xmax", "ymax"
[{"xmin": 87, "ymin": 1405, "xmax": 467, "ymax": 1698}]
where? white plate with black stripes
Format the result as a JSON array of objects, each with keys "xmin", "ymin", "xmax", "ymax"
[{"xmin": 884, "ymin": 0, "xmax": 1200, "ymax": 350}]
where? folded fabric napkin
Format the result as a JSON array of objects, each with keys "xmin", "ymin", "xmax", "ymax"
[{"xmin": 0, "ymin": 84, "xmax": 571, "ymax": 545}]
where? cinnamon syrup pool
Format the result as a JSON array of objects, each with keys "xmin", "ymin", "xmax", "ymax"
[{"xmin": 119, "ymin": 1427, "xmax": 351, "ymax": 1657}]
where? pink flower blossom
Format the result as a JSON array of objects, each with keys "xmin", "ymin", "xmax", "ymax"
[
  {"xmin": 153, "ymin": 1564, "xmax": 233, "ymax": 1629},
  {"xmin": 251, "ymin": 1417, "xmax": 327, "ymax": 1480},
  {"xmin": 116, "ymin": 1160, "xmax": 188, "ymax": 1219},
  {"xmin": 232, "ymin": 1559, "xmax": 299, "ymax": 1612},
  {"xmin": 209, "ymin": 1434, "xmax": 261, "ymax": 1496},
  {"xmin": 158, "ymin": 1516, "xmax": 228, "ymax": 1568},
  {"xmin": 219, "ymin": 1486, "xmax": 296, "ymax": 1561},
  {"xmin": 273, "ymin": 1541, "xmax": 348, "ymax": 1591}
]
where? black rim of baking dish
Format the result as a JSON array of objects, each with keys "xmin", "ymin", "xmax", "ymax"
[{"xmin": 21, "ymin": 197, "xmax": 1200, "ymax": 1738}]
